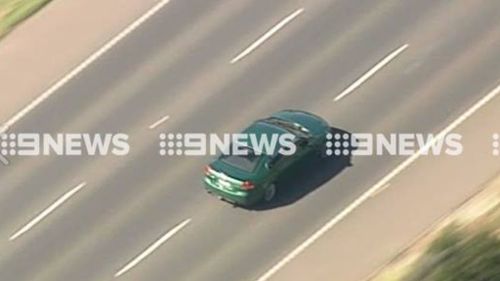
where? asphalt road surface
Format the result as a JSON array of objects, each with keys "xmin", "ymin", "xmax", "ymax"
[{"xmin": 0, "ymin": 0, "xmax": 499, "ymax": 281}]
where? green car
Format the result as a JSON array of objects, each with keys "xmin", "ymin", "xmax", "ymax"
[{"xmin": 203, "ymin": 110, "xmax": 331, "ymax": 207}]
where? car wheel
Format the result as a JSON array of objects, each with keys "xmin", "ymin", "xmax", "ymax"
[{"xmin": 264, "ymin": 184, "xmax": 276, "ymax": 202}]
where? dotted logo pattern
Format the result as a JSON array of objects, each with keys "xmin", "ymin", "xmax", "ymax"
[
  {"xmin": 326, "ymin": 133, "xmax": 352, "ymax": 156},
  {"xmin": 0, "ymin": 133, "xmax": 17, "ymax": 156},
  {"xmin": 159, "ymin": 133, "xmax": 184, "ymax": 156}
]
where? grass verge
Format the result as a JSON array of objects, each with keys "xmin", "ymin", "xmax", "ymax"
[
  {"xmin": 0, "ymin": 0, "xmax": 52, "ymax": 38},
  {"xmin": 372, "ymin": 174, "xmax": 500, "ymax": 281}
]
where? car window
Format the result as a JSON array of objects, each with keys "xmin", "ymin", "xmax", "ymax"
[
  {"xmin": 264, "ymin": 117, "xmax": 310, "ymax": 138},
  {"xmin": 219, "ymin": 146, "xmax": 261, "ymax": 172}
]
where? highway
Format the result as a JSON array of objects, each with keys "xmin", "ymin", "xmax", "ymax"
[{"xmin": 0, "ymin": 0, "xmax": 499, "ymax": 280}]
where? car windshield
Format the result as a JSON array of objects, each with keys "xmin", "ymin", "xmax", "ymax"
[
  {"xmin": 264, "ymin": 117, "xmax": 310, "ymax": 138},
  {"xmin": 219, "ymin": 146, "xmax": 261, "ymax": 172}
]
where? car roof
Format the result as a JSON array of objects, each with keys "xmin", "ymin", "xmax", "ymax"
[
  {"xmin": 210, "ymin": 121, "xmax": 290, "ymax": 179},
  {"xmin": 243, "ymin": 119, "xmax": 290, "ymax": 137}
]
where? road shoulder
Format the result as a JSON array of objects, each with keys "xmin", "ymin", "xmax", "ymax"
[
  {"xmin": 0, "ymin": 0, "xmax": 157, "ymax": 123},
  {"xmin": 370, "ymin": 173, "xmax": 500, "ymax": 281},
  {"xmin": 268, "ymin": 88, "xmax": 500, "ymax": 281}
]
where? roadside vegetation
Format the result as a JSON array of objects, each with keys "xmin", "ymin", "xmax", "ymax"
[
  {"xmin": 374, "ymin": 177, "xmax": 500, "ymax": 281},
  {"xmin": 402, "ymin": 225, "xmax": 500, "ymax": 281},
  {"xmin": 0, "ymin": 0, "xmax": 52, "ymax": 38}
]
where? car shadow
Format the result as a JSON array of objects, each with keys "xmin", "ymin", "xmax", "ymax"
[{"xmin": 248, "ymin": 127, "xmax": 355, "ymax": 211}]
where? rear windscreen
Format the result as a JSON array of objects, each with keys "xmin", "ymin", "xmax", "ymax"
[{"xmin": 219, "ymin": 147, "xmax": 260, "ymax": 172}]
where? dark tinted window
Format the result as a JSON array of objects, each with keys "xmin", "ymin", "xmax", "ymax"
[{"xmin": 220, "ymin": 146, "xmax": 261, "ymax": 172}]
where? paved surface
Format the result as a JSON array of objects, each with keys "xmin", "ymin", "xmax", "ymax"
[
  {"xmin": 0, "ymin": 0, "xmax": 499, "ymax": 281},
  {"xmin": 0, "ymin": 0, "xmax": 157, "ymax": 122},
  {"xmin": 272, "ymin": 87, "xmax": 500, "ymax": 281}
]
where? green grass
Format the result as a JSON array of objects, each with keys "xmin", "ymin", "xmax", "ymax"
[{"xmin": 0, "ymin": 0, "xmax": 52, "ymax": 38}]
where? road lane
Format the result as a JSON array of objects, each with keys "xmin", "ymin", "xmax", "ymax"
[
  {"xmin": 0, "ymin": 0, "xmax": 324, "ymax": 279},
  {"xmin": 0, "ymin": 0, "xmax": 172, "ymax": 134},
  {"xmin": 333, "ymin": 44, "xmax": 409, "ymax": 102},
  {"xmin": 230, "ymin": 8, "xmax": 305, "ymax": 64},
  {"xmin": 64, "ymin": 2, "xmax": 500, "ymax": 280},
  {"xmin": 114, "ymin": 218, "xmax": 191, "ymax": 277},
  {"xmin": 0, "ymin": 1, "xmax": 498, "ymax": 281},
  {"xmin": 258, "ymin": 81, "xmax": 500, "ymax": 281},
  {"xmin": 0, "ymin": 0, "xmax": 286, "ymax": 239},
  {"xmin": 270, "ymin": 83, "xmax": 500, "ymax": 281},
  {"xmin": 9, "ymin": 182, "xmax": 87, "ymax": 241}
]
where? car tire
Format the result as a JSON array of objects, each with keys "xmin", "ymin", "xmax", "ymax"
[{"xmin": 264, "ymin": 184, "xmax": 276, "ymax": 202}]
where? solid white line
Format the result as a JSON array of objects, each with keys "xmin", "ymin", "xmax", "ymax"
[
  {"xmin": 334, "ymin": 44, "xmax": 409, "ymax": 102},
  {"xmin": 370, "ymin": 183, "xmax": 391, "ymax": 198},
  {"xmin": 0, "ymin": 154, "xmax": 8, "ymax": 165},
  {"xmin": 114, "ymin": 218, "xmax": 191, "ymax": 277},
  {"xmin": 256, "ymin": 81, "xmax": 500, "ymax": 281},
  {"xmin": 9, "ymin": 182, "xmax": 87, "ymax": 241},
  {"xmin": 0, "ymin": 0, "xmax": 171, "ymax": 135},
  {"xmin": 148, "ymin": 115, "xmax": 170, "ymax": 130},
  {"xmin": 230, "ymin": 8, "xmax": 304, "ymax": 64}
]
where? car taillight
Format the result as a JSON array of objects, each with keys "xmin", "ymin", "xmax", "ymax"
[
  {"xmin": 204, "ymin": 165, "xmax": 212, "ymax": 176},
  {"xmin": 241, "ymin": 181, "xmax": 255, "ymax": 190}
]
